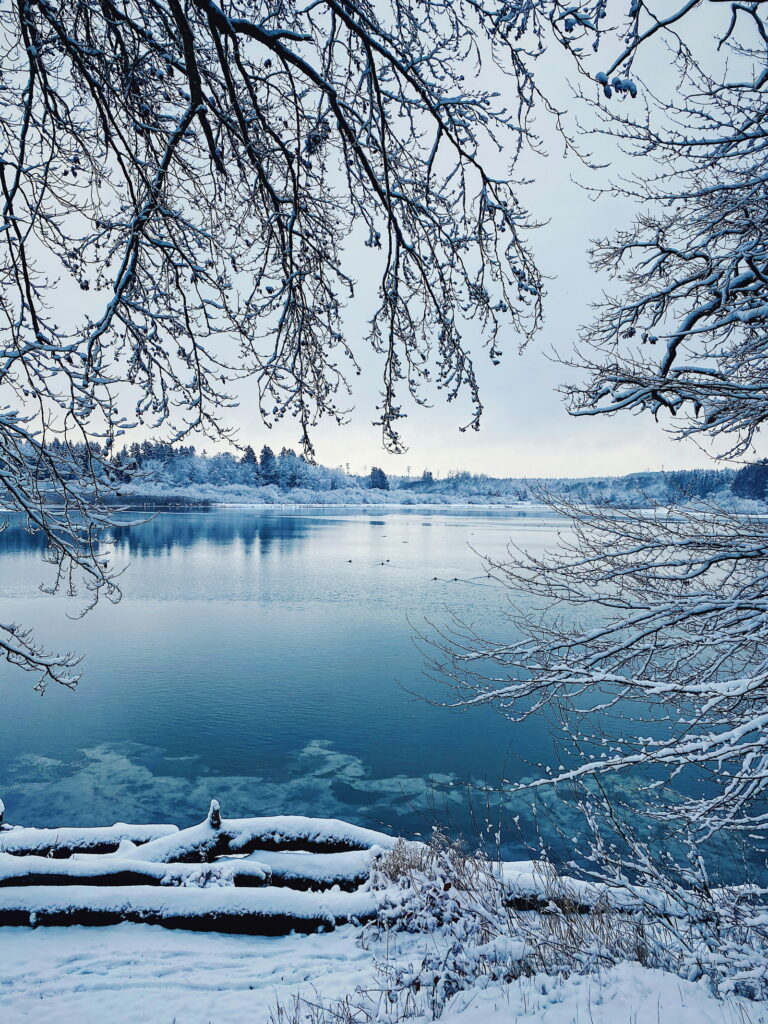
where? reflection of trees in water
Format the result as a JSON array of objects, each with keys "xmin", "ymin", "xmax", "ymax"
[
  {"xmin": 0, "ymin": 512, "xmax": 315, "ymax": 559},
  {"xmin": 0, "ymin": 508, "xmax": 539, "ymax": 560},
  {"xmin": 0, "ymin": 520, "xmax": 51, "ymax": 554},
  {"xmin": 107, "ymin": 512, "xmax": 314, "ymax": 558}
]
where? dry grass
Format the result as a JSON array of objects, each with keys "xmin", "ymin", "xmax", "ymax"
[{"xmin": 268, "ymin": 832, "xmax": 768, "ymax": 1022}]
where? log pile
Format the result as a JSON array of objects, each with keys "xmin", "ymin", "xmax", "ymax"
[{"xmin": 0, "ymin": 800, "xmax": 397, "ymax": 934}]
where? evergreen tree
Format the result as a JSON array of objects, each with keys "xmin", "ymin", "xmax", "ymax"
[
  {"xmin": 240, "ymin": 445, "xmax": 260, "ymax": 484},
  {"xmin": 277, "ymin": 448, "xmax": 301, "ymax": 488},
  {"xmin": 260, "ymin": 445, "xmax": 277, "ymax": 484},
  {"xmin": 732, "ymin": 461, "xmax": 768, "ymax": 501},
  {"xmin": 369, "ymin": 467, "xmax": 389, "ymax": 490}
]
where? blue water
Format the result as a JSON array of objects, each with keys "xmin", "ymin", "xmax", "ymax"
[{"xmin": 0, "ymin": 507, "xmax": 759, "ymax": 873}]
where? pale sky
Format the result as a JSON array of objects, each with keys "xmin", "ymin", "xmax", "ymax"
[
  {"xmin": 230, "ymin": 176, "xmax": 715, "ymax": 480},
  {"xmin": 40, "ymin": 6, "xmax": 751, "ymax": 481},
  {"xmin": 220, "ymin": 11, "xmax": 748, "ymax": 479}
]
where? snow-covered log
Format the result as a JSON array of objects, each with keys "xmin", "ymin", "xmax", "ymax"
[
  {"xmin": 0, "ymin": 853, "xmax": 271, "ymax": 890},
  {"xmin": 0, "ymin": 801, "xmax": 757, "ymax": 939},
  {"xmin": 0, "ymin": 804, "xmax": 396, "ymax": 932},
  {"xmin": 0, "ymin": 884, "xmax": 383, "ymax": 935},
  {"xmin": 239, "ymin": 849, "xmax": 374, "ymax": 891},
  {"xmin": 0, "ymin": 823, "xmax": 179, "ymax": 857},
  {"xmin": 0, "ymin": 848, "xmax": 376, "ymax": 893},
  {"xmin": 126, "ymin": 812, "xmax": 398, "ymax": 863}
]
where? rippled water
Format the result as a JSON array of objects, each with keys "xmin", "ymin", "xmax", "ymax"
[{"xmin": 0, "ymin": 507, "xmax": 757, "ymax": 872}]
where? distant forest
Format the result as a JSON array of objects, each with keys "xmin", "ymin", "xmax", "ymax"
[{"xmin": 41, "ymin": 439, "xmax": 768, "ymax": 505}]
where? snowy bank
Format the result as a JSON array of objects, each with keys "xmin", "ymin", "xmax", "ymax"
[
  {"xmin": 0, "ymin": 923, "xmax": 765, "ymax": 1024},
  {"xmin": 0, "ymin": 804, "xmax": 398, "ymax": 934},
  {"xmin": 1, "ymin": 803, "xmax": 765, "ymax": 1021}
]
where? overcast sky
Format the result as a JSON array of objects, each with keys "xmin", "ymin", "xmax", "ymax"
[
  {"xmin": 229, "ymin": 172, "xmax": 716, "ymax": 480},
  {"xmin": 238, "ymin": 169, "xmax": 716, "ymax": 480},
  {"xmin": 33, "ymin": 7, "xmax": 747, "ymax": 480},
  {"xmin": 214, "ymin": 12, "xmax": 749, "ymax": 480},
  {"xmin": 43, "ymin": 7, "xmax": 748, "ymax": 480}
]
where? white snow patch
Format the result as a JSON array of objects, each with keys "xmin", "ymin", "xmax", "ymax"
[
  {"xmin": 0, "ymin": 923, "xmax": 374, "ymax": 1023},
  {"xmin": 0, "ymin": 925, "xmax": 765, "ymax": 1024},
  {"xmin": 434, "ymin": 962, "xmax": 768, "ymax": 1024}
]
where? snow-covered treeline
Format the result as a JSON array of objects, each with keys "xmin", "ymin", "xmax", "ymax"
[{"xmin": 79, "ymin": 441, "xmax": 746, "ymax": 507}]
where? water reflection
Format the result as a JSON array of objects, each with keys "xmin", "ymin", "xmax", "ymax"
[
  {"xmin": 0, "ymin": 519, "xmax": 50, "ymax": 555},
  {"xmin": 108, "ymin": 512, "xmax": 316, "ymax": 558},
  {"xmin": 2, "ymin": 739, "xmax": 753, "ymax": 878}
]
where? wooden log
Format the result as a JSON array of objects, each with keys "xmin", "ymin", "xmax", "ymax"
[
  {"xmin": 238, "ymin": 849, "xmax": 372, "ymax": 892},
  {"xmin": 0, "ymin": 850, "xmax": 372, "ymax": 892},
  {"xmin": 0, "ymin": 884, "xmax": 383, "ymax": 935},
  {"xmin": 0, "ymin": 808, "xmax": 393, "ymax": 934},
  {"xmin": 128, "ymin": 814, "xmax": 396, "ymax": 864},
  {"xmin": 0, "ymin": 824, "xmax": 179, "ymax": 858},
  {"xmin": 0, "ymin": 854, "xmax": 269, "ymax": 890}
]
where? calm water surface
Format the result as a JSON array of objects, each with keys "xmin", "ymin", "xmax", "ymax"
[{"xmin": 0, "ymin": 506, "xmax": 752, "ymax": 870}]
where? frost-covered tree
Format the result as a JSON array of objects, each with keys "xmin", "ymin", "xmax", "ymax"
[
  {"xmin": 259, "ymin": 446, "xmax": 277, "ymax": 485},
  {"xmin": 566, "ymin": 22, "xmax": 768, "ymax": 458},
  {"xmin": 240, "ymin": 446, "xmax": 258, "ymax": 468},
  {"xmin": 369, "ymin": 467, "xmax": 389, "ymax": 491},
  {"xmin": 0, "ymin": 0, "xmax": 554, "ymax": 687},
  {"xmin": 433, "ymin": 3, "xmax": 768, "ymax": 843},
  {"xmin": 731, "ymin": 462, "xmax": 768, "ymax": 502}
]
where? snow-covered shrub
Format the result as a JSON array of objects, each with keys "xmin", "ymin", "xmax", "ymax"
[
  {"xmin": 272, "ymin": 828, "xmax": 768, "ymax": 1023},
  {"xmin": 375, "ymin": 832, "xmax": 768, "ymax": 1007},
  {"xmin": 363, "ymin": 836, "xmax": 534, "ymax": 1017}
]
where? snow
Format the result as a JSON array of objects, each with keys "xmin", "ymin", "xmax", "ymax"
[
  {"xmin": 498, "ymin": 862, "xmax": 718, "ymax": 917},
  {"xmin": 433, "ymin": 962, "xmax": 768, "ymax": 1024},
  {"xmin": 0, "ymin": 812, "xmax": 399, "ymax": 932},
  {"xmin": 0, "ymin": 822, "xmax": 179, "ymax": 855},
  {"xmin": 0, "ymin": 923, "xmax": 765, "ymax": 1024},
  {"xmin": 0, "ymin": 848, "xmax": 375, "ymax": 889},
  {"xmin": 124, "ymin": 813, "xmax": 397, "ymax": 863},
  {"xmin": 0, "ymin": 851, "xmax": 270, "ymax": 886},
  {"xmin": 110, "ymin": 448, "xmax": 742, "ymax": 510},
  {"xmin": 0, "ymin": 814, "xmax": 765, "ymax": 1021},
  {"xmin": 0, "ymin": 923, "xmax": 373, "ymax": 1023},
  {"xmin": 0, "ymin": 882, "xmax": 384, "ymax": 928},
  {"xmin": 0, "ymin": 810, "xmax": 764, "ymax": 1022},
  {"xmin": 228, "ymin": 848, "xmax": 376, "ymax": 885}
]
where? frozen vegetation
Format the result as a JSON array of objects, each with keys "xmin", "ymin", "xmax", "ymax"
[
  {"xmin": 67, "ymin": 439, "xmax": 765, "ymax": 508},
  {"xmin": 5, "ymin": 923, "xmax": 765, "ymax": 1024}
]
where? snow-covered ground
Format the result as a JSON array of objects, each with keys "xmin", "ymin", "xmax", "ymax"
[
  {"xmin": 118, "ymin": 480, "xmax": 530, "ymax": 507},
  {"xmin": 0, "ymin": 923, "xmax": 765, "ymax": 1024},
  {"xmin": 112, "ymin": 454, "xmax": 742, "ymax": 510},
  {"xmin": 435, "ymin": 961, "xmax": 768, "ymax": 1024},
  {"xmin": 0, "ymin": 923, "xmax": 369, "ymax": 1023},
  {"xmin": 115, "ymin": 479, "xmax": 767, "ymax": 514},
  {"xmin": 0, "ymin": 812, "xmax": 765, "ymax": 1022}
]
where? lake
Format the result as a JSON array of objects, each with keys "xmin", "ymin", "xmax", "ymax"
[{"xmin": 0, "ymin": 506, "xmax": 756, "ymax": 870}]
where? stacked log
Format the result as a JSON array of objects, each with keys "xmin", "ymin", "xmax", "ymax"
[{"xmin": 0, "ymin": 801, "xmax": 397, "ymax": 934}]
